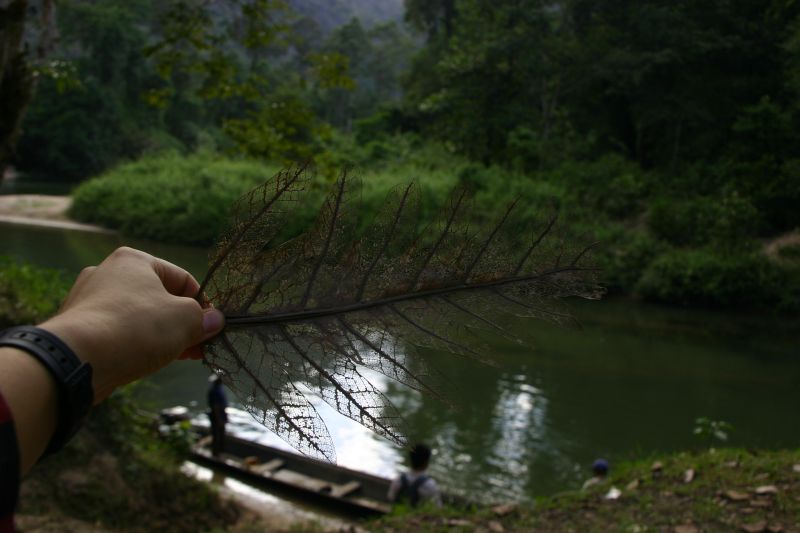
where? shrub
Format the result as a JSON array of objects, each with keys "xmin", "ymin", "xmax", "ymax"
[
  {"xmin": 70, "ymin": 153, "xmax": 282, "ymax": 245},
  {"xmin": 635, "ymin": 248, "xmax": 793, "ymax": 308},
  {"xmin": 0, "ymin": 257, "xmax": 69, "ymax": 328},
  {"xmin": 546, "ymin": 155, "xmax": 648, "ymax": 218},
  {"xmin": 594, "ymin": 229, "xmax": 666, "ymax": 294},
  {"xmin": 648, "ymin": 193, "xmax": 760, "ymax": 248}
]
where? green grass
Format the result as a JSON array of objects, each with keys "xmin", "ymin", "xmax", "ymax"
[{"xmin": 369, "ymin": 448, "xmax": 800, "ymax": 533}]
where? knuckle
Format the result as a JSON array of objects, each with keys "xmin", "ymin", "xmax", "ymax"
[
  {"xmin": 111, "ymin": 246, "xmax": 142, "ymax": 259},
  {"xmin": 78, "ymin": 265, "xmax": 96, "ymax": 278}
]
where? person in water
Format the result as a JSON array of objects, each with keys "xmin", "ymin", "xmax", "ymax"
[
  {"xmin": 207, "ymin": 375, "xmax": 228, "ymax": 456},
  {"xmin": 387, "ymin": 443, "xmax": 442, "ymax": 507},
  {"xmin": 0, "ymin": 247, "xmax": 226, "ymax": 532}
]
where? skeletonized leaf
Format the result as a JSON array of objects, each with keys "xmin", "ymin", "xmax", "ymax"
[{"xmin": 201, "ymin": 167, "xmax": 601, "ymax": 461}]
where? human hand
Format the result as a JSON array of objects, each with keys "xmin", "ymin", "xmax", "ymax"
[{"xmin": 39, "ymin": 247, "xmax": 224, "ymax": 402}]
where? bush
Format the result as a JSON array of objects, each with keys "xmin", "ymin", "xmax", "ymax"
[
  {"xmin": 648, "ymin": 193, "xmax": 761, "ymax": 248},
  {"xmin": 594, "ymin": 229, "xmax": 666, "ymax": 294},
  {"xmin": 546, "ymin": 155, "xmax": 648, "ymax": 218},
  {"xmin": 0, "ymin": 257, "xmax": 69, "ymax": 328},
  {"xmin": 69, "ymin": 153, "xmax": 282, "ymax": 245},
  {"xmin": 635, "ymin": 248, "xmax": 795, "ymax": 309}
]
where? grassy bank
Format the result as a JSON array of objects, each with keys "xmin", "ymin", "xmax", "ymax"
[{"xmin": 369, "ymin": 448, "xmax": 800, "ymax": 533}]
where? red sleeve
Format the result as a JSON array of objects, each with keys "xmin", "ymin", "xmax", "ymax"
[{"xmin": 0, "ymin": 390, "xmax": 19, "ymax": 533}]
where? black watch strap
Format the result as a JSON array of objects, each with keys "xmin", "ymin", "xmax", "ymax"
[{"xmin": 0, "ymin": 326, "xmax": 94, "ymax": 455}]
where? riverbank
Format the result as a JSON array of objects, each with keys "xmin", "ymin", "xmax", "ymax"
[
  {"xmin": 368, "ymin": 448, "xmax": 800, "ymax": 533},
  {"xmin": 0, "ymin": 194, "xmax": 112, "ymax": 233}
]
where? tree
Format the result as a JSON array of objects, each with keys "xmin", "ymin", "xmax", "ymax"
[{"xmin": 0, "ymin": 0, "xmax": 56, "ymax": 174}]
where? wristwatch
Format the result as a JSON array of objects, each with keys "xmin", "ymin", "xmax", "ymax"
[{"xmin": 0, "ymin": 326, "xmax": 94, "ymax": 455}]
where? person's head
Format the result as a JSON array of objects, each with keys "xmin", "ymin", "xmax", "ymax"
[
  {"xmin": 409, "ymin": 443, "xmax": 432, "ymax": 471},
  {"xmin": 592, "ymin": 458, "xmax": 609, "ymax": 477}
]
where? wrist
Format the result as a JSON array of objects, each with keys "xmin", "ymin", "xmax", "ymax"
[
  {"xmin": 39, "ymin": 313, "xmax": 116, "ymax": 402},
  {"xmin": 0, "ymin": 326, "xmax": 92, "ymax": 461}
]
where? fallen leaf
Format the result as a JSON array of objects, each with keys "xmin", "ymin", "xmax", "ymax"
[
  {"xmin": 491, "ymin": 503, "xmax": 516, "ymax": 517},
  {"xmin": 740, "ymin": 521, "xmax": 766, "ymax": 533},
  {"xmin": 446, "ymin": 519, "xmax": 473, "ymax": 527},
  {"xmin": 651, "ymin": 461, "xmax": 664, "ymax": 472},
  {"xmin": 724, "ymin": 490, "xmax": 750, "ymax": 501},
  {"xmin": 488, "ymin": 521, "xmax": 505, "ymax": 533},
  {"xmin": 767, "ymin": 524, "xmax": 784, "ymax": 533},
  {"xmin": 684, "ymin": 468, "xmax": 695, "ymax": 483},
  {"xmin": 725, "ymin": 460, "xmax": 740, "ymax": 468},
  {"xmin": 755, "ymin": 485, "xmax": 778, "ymax": 495},
  {"xmin": 674, "ymin": 525, "xmax": 699, "ymax": 533},
  {"xmin": 755, "ymin": 473, "xmax": 770, "ymax": 480},
  {"xmin": 792, "ymin": 464, "xmax": 800, "ymax": 473},
  {"xmin": 626, "ymin": 479, "xmax": 640, "ymax": 491}
]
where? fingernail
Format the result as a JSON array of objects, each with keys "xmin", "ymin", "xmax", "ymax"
[{"xmin": 202, "ymin": 309, "xmax": 224, "ymax": 333}]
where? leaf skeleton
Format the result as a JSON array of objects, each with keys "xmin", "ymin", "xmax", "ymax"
[{"xmin": 198, "ymin": 164, "xmax": 602, "ymax": 462}]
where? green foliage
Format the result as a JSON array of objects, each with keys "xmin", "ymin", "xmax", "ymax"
[
  {"xmin": 0, "ymin": 257, "xmax": 69, "ymax": 328},
  {"xmin": 69, "ymin": 153, "xmax": 280, "ymax": 244},
  {"xmin": 648, "ymin": 194, "xmax": 760, "ymax": 248},
  {"xmin": 693, "ymin": 417, "xmax": 733, "ymax": 444},
  {"xmin": 635, "ymin": 248, "xmax": 793, "ymax": 309},
  {"xmin": 16, "ymin": 0, "xmax": 168, "ymax": 180},
  {"xmin": 545, "ymin": 155, "xmax": 648, "ymax": 218}
]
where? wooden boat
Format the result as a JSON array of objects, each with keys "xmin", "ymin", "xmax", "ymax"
[{"xmin": 189, "ymin": 433, "xmax": 394, "ymax": 516}]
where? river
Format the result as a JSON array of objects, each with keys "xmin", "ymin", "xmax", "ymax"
[{"xmin": 1, "ymin": 220, "xmax": 798, "ymax": 504}]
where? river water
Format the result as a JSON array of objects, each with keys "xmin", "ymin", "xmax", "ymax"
[{"xmin": 1, "ymin": 220, "xmax": 798, "ymax": 503}]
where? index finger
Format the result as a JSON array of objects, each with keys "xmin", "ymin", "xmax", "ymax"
[{"xmin": 152, "ymin": 257, "xmax": 201, "ymax": 298}]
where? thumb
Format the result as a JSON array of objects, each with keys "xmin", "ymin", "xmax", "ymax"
[{"xmin": 179, "ymin": 308, "xmax": 225, "ymax": 361}]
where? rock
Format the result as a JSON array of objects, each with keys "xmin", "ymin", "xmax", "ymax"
[
  {"xmin": 724, "ymin": 490, "xmax": 750, "ymax": 501},
  {"xmin": 651, "ymin": 461, "xmax": 663, "ymax": 472},
  {"xmin": 683, "ymin": 468, "xmax": 695, "ymax": 483},
  {"xmin": 755, "ymin": 485, "xmax": 778, "ymax": 495},
  {"xmin": 488, "ymin": 521, "xmax": 505, "ymax": 532},
  {"xmin": 792, "ymin": 464, "xmax": 800, "ymax": 473},
  {"xmin": 626, "ymin": 479, "xmax": 640, "ymax": 491},
  {"xmin": 674, "ymin": 525, "xmax": 699, "ymax": 533},
  {"xmin": 725, "ymin": 460, "xmax": 740, "ymax": 468},
  {"xmin": 446, "ymin": 519, "xmax": 473, "ymax": 527},
  {"xmin": 491, "ymin": 503, "xmax": 517, "ymax": 517},
  {"xmin": 740, "ymin": 521, "xmax": 766, "ymax": 533},
  {"xmin": 767, "ymin": 524, "xmax": 784, "ymax": 533},
  {"xmin": 604, "ymin": 487, "xmax": 622, "ymax": 500}
]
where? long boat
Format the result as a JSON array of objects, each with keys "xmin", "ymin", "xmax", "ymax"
[{"xmin": 189, "ymin": 433, "xmax": 394, "ymax": 517}]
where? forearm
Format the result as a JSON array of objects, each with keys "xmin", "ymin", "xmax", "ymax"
[{"xmin": 0, "ymin": 346, "xmax": 58, "ymax": 474}]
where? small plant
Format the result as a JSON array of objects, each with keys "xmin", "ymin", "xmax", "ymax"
[{"xmin": 693, "ymin": 417, "xmax": 733, "ymax": 444}]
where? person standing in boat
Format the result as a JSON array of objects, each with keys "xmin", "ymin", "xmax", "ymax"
[
  {"xmin": 387, "ymin": 443, "xmax": 442, "ymax": 508},
  {"xmin": 207, "ymin": 375, "xmax": 228, "ymax": 457}
]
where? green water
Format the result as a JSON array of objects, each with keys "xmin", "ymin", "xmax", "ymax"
[{"xmin": 1, "ymin": 221, "xmax": 798, "ymax": 502}]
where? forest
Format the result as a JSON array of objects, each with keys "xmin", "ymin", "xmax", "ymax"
[{"xmin": 3, "ymin": 0, "xmax": 800, "ymax": 311}]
